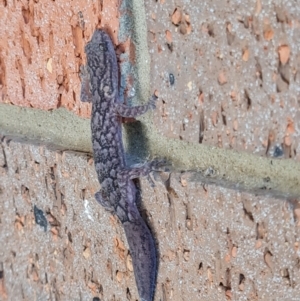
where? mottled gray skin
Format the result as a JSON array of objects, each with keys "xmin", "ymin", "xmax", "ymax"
[{"xmin": 80, "ymin": 29, "xmax": 158, "ymax": 301}]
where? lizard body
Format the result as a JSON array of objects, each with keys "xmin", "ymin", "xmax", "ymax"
[{"xmin": 80, "ymin": 29, "xmax": 158, "ymax": 301}]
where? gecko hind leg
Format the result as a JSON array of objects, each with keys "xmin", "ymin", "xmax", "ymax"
[
  {"xmin": 147, "ymin": 172, "xmax": 156, "ymax": 188},
  {"xmin": 118, "ymin": 159, "xmax": 165, "ymax": 185},
  {"xmin": 114, "ymin": 94, "xmax": 157, "ymax": 118}
]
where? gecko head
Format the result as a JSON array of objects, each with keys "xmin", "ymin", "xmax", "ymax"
[
  {"xmin": 84, "ymin": 29, "xmax": 119, "ymax": 88},
  {"xmin": 85, "ymin": 30, "xmax": 114, "ymax": 58}
]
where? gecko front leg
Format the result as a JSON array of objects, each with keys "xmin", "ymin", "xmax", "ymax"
[{"xmin": 113, "ymin": 94, "xmax": 157, "ymax": 118}]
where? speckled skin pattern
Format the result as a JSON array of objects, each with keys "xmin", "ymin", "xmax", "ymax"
[{"xmin": 80, "ymin": 29, "xmax": 158, "ymax": 301}]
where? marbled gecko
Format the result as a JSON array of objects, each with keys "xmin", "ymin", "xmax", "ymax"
[{"xmin": 80, "ymin": 29, "xmax": 158, "ymax": 301}]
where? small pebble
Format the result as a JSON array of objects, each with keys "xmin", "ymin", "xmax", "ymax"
[
  {"xmin": 34, "ymin": 205, "xmax": 47, "ymax": 232},
  {"xmin": 169, "ymin": 73, "xmax": 175, "ymax": 85}
]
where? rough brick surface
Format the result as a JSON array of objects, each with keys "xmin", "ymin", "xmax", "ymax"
[
  {"xmin": 0, "ymin": 0, "xmax": 120, "ymax": 116},
  {"xmin": 147, "ymin": 0, "xmax": 300, "ymax": 160},
  {"xmin": 1, "ymin": 140, "xmax": 299, "ymax": 300}
]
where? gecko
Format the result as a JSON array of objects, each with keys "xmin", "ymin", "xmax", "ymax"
[{"xmin": 80, "ymin": 29, "xmax": 159, "ymax": 301}]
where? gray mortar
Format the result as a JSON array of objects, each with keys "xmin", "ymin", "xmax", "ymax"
[
  {"xmin": 1, "ymin": 102, "xmax": 300, "ymax": 198},
  {"xmin": 0, "ymin": 104, "xmax": 91, "ymax": 153},
  {"xmin": 118, "ymin": 0, "xmax": 152, "ymax": 104},
  {"xmin": 130, "ymin": 0, "xmax": 152, "ymax": 102}
]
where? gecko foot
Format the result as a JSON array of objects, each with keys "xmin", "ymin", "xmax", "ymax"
[
  {"xmin": 148, "ymin": 158, "xmax": 167, "ymax": 171},
  {"xmin": 117, "ymin": 159, "xmax": 166, "ymax": 186},
  {"xmin": 147, "ymin": 94, "xmax": 158, "ymax": 110}
]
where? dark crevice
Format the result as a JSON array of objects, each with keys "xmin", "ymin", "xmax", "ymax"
[
  {"xmin": 244, "ymin": 89, "xmax": 252, "ymax": 110},
  {"xmin": 221, "ymin": 106, "xmax": 227, "ymax": 125}
]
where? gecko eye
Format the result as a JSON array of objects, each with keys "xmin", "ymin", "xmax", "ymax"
[{"xmin": 101, "ymin": 190, "xmax": 108, "ymax": 200}]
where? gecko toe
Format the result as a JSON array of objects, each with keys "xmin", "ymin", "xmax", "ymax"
[
  {"xmin": 148, "ymin": 94, "xmax": 158, "ymax": 110},
  {"xmin": 149, "ymin": 158, "xmax": 167, "ymax": 171}
]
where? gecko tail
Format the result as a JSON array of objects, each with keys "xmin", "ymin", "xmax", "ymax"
[{"xmin": 122, "ymin": 215, "xmax": 157, "ymax": 301}]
